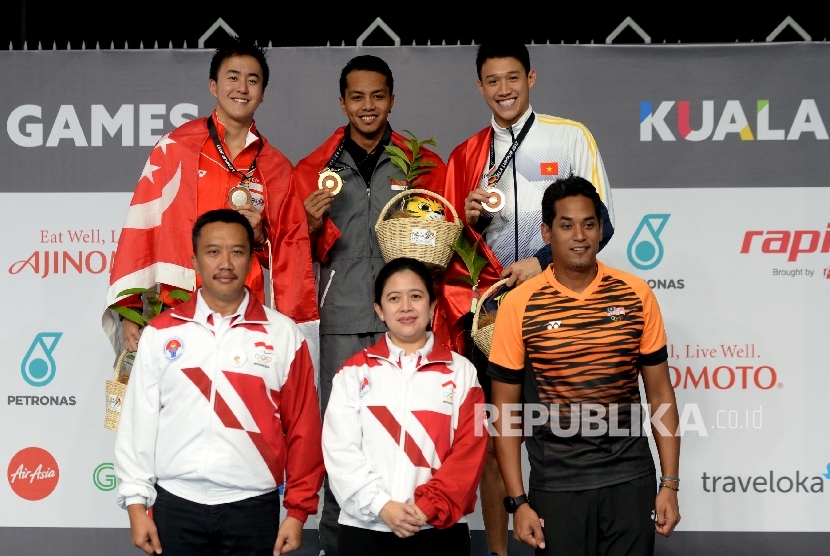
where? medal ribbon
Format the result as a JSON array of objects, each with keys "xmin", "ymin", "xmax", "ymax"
[
  {"xmin": 207, "ymin": 116, "xmax": 263, "ymax": 183},
  {"xmin": 321, "ymin": 136, "xmax": 350, "ymax": 174},
  {"xmin": 486, "ymin": 113, "xmax": 535, "ymax": 185}
]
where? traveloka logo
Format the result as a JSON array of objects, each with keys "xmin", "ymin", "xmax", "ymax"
[
  {"xmin": 627, "ymin": 215, "xmax": 670, "ymax": 270},
  {"xmin": 93, "ymin": 463, "xmax": 116, "ymax": 491},
  {"xmin": 21, "ymin": 333, "xmax": 62, "ymax": 387},
  {"xmin": 640, "ymin": 100, "xmax": 828, "ymax": 141}
]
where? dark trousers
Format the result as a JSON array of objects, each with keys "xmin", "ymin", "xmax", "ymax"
[
  {"xmin": 528, "ymin": 474, "xmax": 657, "ymax": 556},
  {"xmin": 152, "ymin": 486, "xmax": 280, "ymax": 556},
  {"xmin": 337, "ymin": 523, "xmax": 470, "ymax": 556},
  {"xmin": 319, "ymin": 332, "xmax": 385, "ymax": 556}
]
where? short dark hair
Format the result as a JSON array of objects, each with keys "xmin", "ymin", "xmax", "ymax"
[
  {"xmin": 374, "ymin": 258, "xmax": 436, "ymax": 305},
  {"xmin": 192, "ymin": 209, "xmax": 254, "ymax": 254},
  {"xmin": 209, "ymin": 37, "xmax": 270, "ymax": 89},
  {"xmin": 541, "ymin": 175, "xmax": 603, "ymax": 226},
  {"xmin": 339, "ymin": 55, "xmax": 394, "ymax": 98},
  {"xmin": 475, "ymin": 41, "xmax": 531, "ymax": 80}
]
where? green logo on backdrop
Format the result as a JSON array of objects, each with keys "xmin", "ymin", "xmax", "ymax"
[{"xmin": 93, "ymin": 462, "xmax": 116, "ymax": 491}]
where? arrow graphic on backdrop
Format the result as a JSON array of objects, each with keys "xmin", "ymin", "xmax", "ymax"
[
  {"xmin": 627, "ymin": 214, "xmax": 671, "ymax": 270},
  {"xmin": 21, "ymin": 333, "xmax": 62, "ymax": 387}
]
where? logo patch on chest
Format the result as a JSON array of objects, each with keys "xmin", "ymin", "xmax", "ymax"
[
  {"xmin": 359, "ymin": 376, "xmax": 372, "ymax": 398},
  {"xmin": 606, "ymin": 307, "xmax": 626, "ymax": 322},
  {"xmin": 163, "ymin": 337, "xmax": 184, "ymax": 361}
]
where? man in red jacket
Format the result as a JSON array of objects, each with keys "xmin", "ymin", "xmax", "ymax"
[
  {"xmin": 291, "ymin": 55, "xmax": 446, "ymax": 556},
  {"xmin": 105, "ymin": 38, "xmax": 318, "ymax": 360}
]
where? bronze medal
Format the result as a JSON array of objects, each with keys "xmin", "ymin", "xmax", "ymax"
[
  {"xmin": 482, "ymin": 187, "xmax": 505, "ymax": 213},
  {"xmin": 318, "ymin": 170, "xmax": 343, "ymax": 196},
  {"xmin": 227, "ymin": 185, "xmax": 252, "ymax": 209}
]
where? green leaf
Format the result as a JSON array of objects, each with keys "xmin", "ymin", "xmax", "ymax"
[
  {"xmin": 419, "ymin": 137, "xmax": 438, "ymax": 147},
  {"xmin": 451, "ymin": 232, "xmax": 490, "ymax": 285},
  {"xmin": 388, "ymin": 156, "xmax": 409, "ymax": 177},
  {"xmin": 115, "ymin": 287, "xmax": 159, "ymax": 298},
  {"xmin": 447, "ymin": 275, "xmax": 476, "ymax": 286},
  {"xmin": 408, "ymin": 168, "xmax": 432, "ymax": 178},
  {"xmin": 385, "ymin": 145, "xmax": 410, "ymax": 165},
  {"xmin": 110, "ymin": 305, "xmax": 147, "ymax": 328},
  {"xmin": 148, "ymin": 298, "xmax": 163, "ymax": 318},
  {"xmin": 165, "ymin": 289, "xmax": 191, "ymax": 301}
]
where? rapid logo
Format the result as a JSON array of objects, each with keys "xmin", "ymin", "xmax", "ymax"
[
  {"xmin": 93, "ymin": 463, "xmax": 116, "ymax": 491},
  {"xmin": 627, "ymin": 214, "xmax": 670, "ymax": 270},
  {"xmin": 21, "ymin": 332, "xmax": 62, "ymax": 387},
  {"xmin": 640, "ymin": 100, "xmax": 828, "ymax": 141},
  {"xmin": 7, "ymin": 447, "xmax": 60, "ymax": 501},
  {"xmin": 741, "ymin": 224, "xmax": 830, "ymax": 261}
]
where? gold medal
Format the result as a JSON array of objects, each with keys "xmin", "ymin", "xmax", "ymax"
[
  {"xmin": 227, "ymin": 185, "xmax": 252, "ymax": 209},
  {"xmin": 482, "ymin": 187, "xmax": 505, "ymax": 213},
  {"xmin": 318, "ymin": 170, "xmax": 343, "ymax": 196}
]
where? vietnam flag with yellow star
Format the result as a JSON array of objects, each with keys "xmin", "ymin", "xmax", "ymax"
[{"xmin": 540, "ymin": 162, "xmax": 559, "ymax": 176}]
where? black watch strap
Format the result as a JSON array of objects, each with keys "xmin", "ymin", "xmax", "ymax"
[{"xmin": 503, "ymin": 494, "xmax": 529, "ymax": 514}]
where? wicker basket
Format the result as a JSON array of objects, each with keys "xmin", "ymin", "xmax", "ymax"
[
  {"xmin": 375, "ymin": 189, "xmax": 462, "ymax": 271},
  {"xmin": 104, "ymin": 350, "xmax": 133, "ymax": 431},
  {"xmin": 471, "ymin": 279, "xmax": 509, "ymax": 356}
]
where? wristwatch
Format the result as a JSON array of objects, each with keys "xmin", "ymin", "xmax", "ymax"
[{"xmin": 503, "ymin": 494, "xmax": 529, "ymax": 514}]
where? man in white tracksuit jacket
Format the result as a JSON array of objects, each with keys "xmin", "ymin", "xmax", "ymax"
[{"xmin": 114, "ymin": 209, "xmax": 324, "ymax": 556}]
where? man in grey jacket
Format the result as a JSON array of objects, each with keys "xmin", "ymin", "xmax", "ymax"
[{"xmin": 291, "ymin": 55, "xmax": 446, "ymax": 556}]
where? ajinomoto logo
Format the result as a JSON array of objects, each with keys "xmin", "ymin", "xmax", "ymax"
[
  {"xmin": 21, "ymin": 332, "xmax": 62, "ymax": 387},
  {"xmin": 640, "ymin": 99, "xmax": 828, "ymax": 141},
  {"xmin": 93, "ymin": 463, "xmax": 116, "ymax": 491},
  {"xmin": 8, "ymin": 447, "xmax": 60, "ymax": 500}
]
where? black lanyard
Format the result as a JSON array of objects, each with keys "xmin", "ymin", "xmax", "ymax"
[
  {"xmin": 206, "ymin": 117, "xmax": 263, "ymax": 182},
  {"xmin": 321, "ymin": 136, "xmax": 350, "ymax": 173},
  {"xmin": 487, "ymin": 113, "xmax": 535, "ymax": 185}
]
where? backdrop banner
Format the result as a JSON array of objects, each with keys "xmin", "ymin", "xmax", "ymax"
[{"xmin": 1, "ymin": 44, "xmax": 828, "ymax": 555}]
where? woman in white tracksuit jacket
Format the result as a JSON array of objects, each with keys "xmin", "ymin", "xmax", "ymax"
[{"xmin": 322, "ymin": 257, "xmax": 487, "ymax": 555}]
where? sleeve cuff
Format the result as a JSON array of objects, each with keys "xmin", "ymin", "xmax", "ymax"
[
  {"xmin": 124, "ymin": 495, "xmax": 148, "ymax": 509},
  {"xmin": 487, "ymin": 362, "xmax": 524, "ymax": 385},
  {"xmin": 286, "ymin": 509, "xmax": 309, "ymax": 523},
  {"xmin": 414, "ymin": 496, "xmax": 437, "ymax": 521},
  {"xmin": 369, "ymin": 491, "xmax": 392, "ymax": 517},
  {"xmin": 639, "ymin": 345, "xmax": 668, "ymax": 366}
]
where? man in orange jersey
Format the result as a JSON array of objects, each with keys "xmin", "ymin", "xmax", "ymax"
[
  {"xmin": 489, "ymin": 176, "xmax": 680, "ymax": 555},
  {"xmin": 104, "ymin": 38, "xmax": 318, "ymax": 358},
  {"xmin": 437, "ymin": 41, "xmax": 616, "ymax": 556}
]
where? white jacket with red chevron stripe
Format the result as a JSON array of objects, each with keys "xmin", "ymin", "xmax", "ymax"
[
  {"xmin": 322, "ymin": 333, "xmax": 487, "ymax": 532},
  {"xmin": 114, "ymin": 289, "xmax": 324, "ymax": 523}
]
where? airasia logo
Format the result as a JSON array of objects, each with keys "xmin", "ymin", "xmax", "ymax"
[
  {"xmin": 741, "ymin": 224, "xmax": 830, "ymax": 261},
  {"xmin": 7, "ymin": 447, "xmax": 60, "ymax": 500},
  {"xmin": 671, "ymin": 365, "xmax": 780, "ymax": 390}
]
